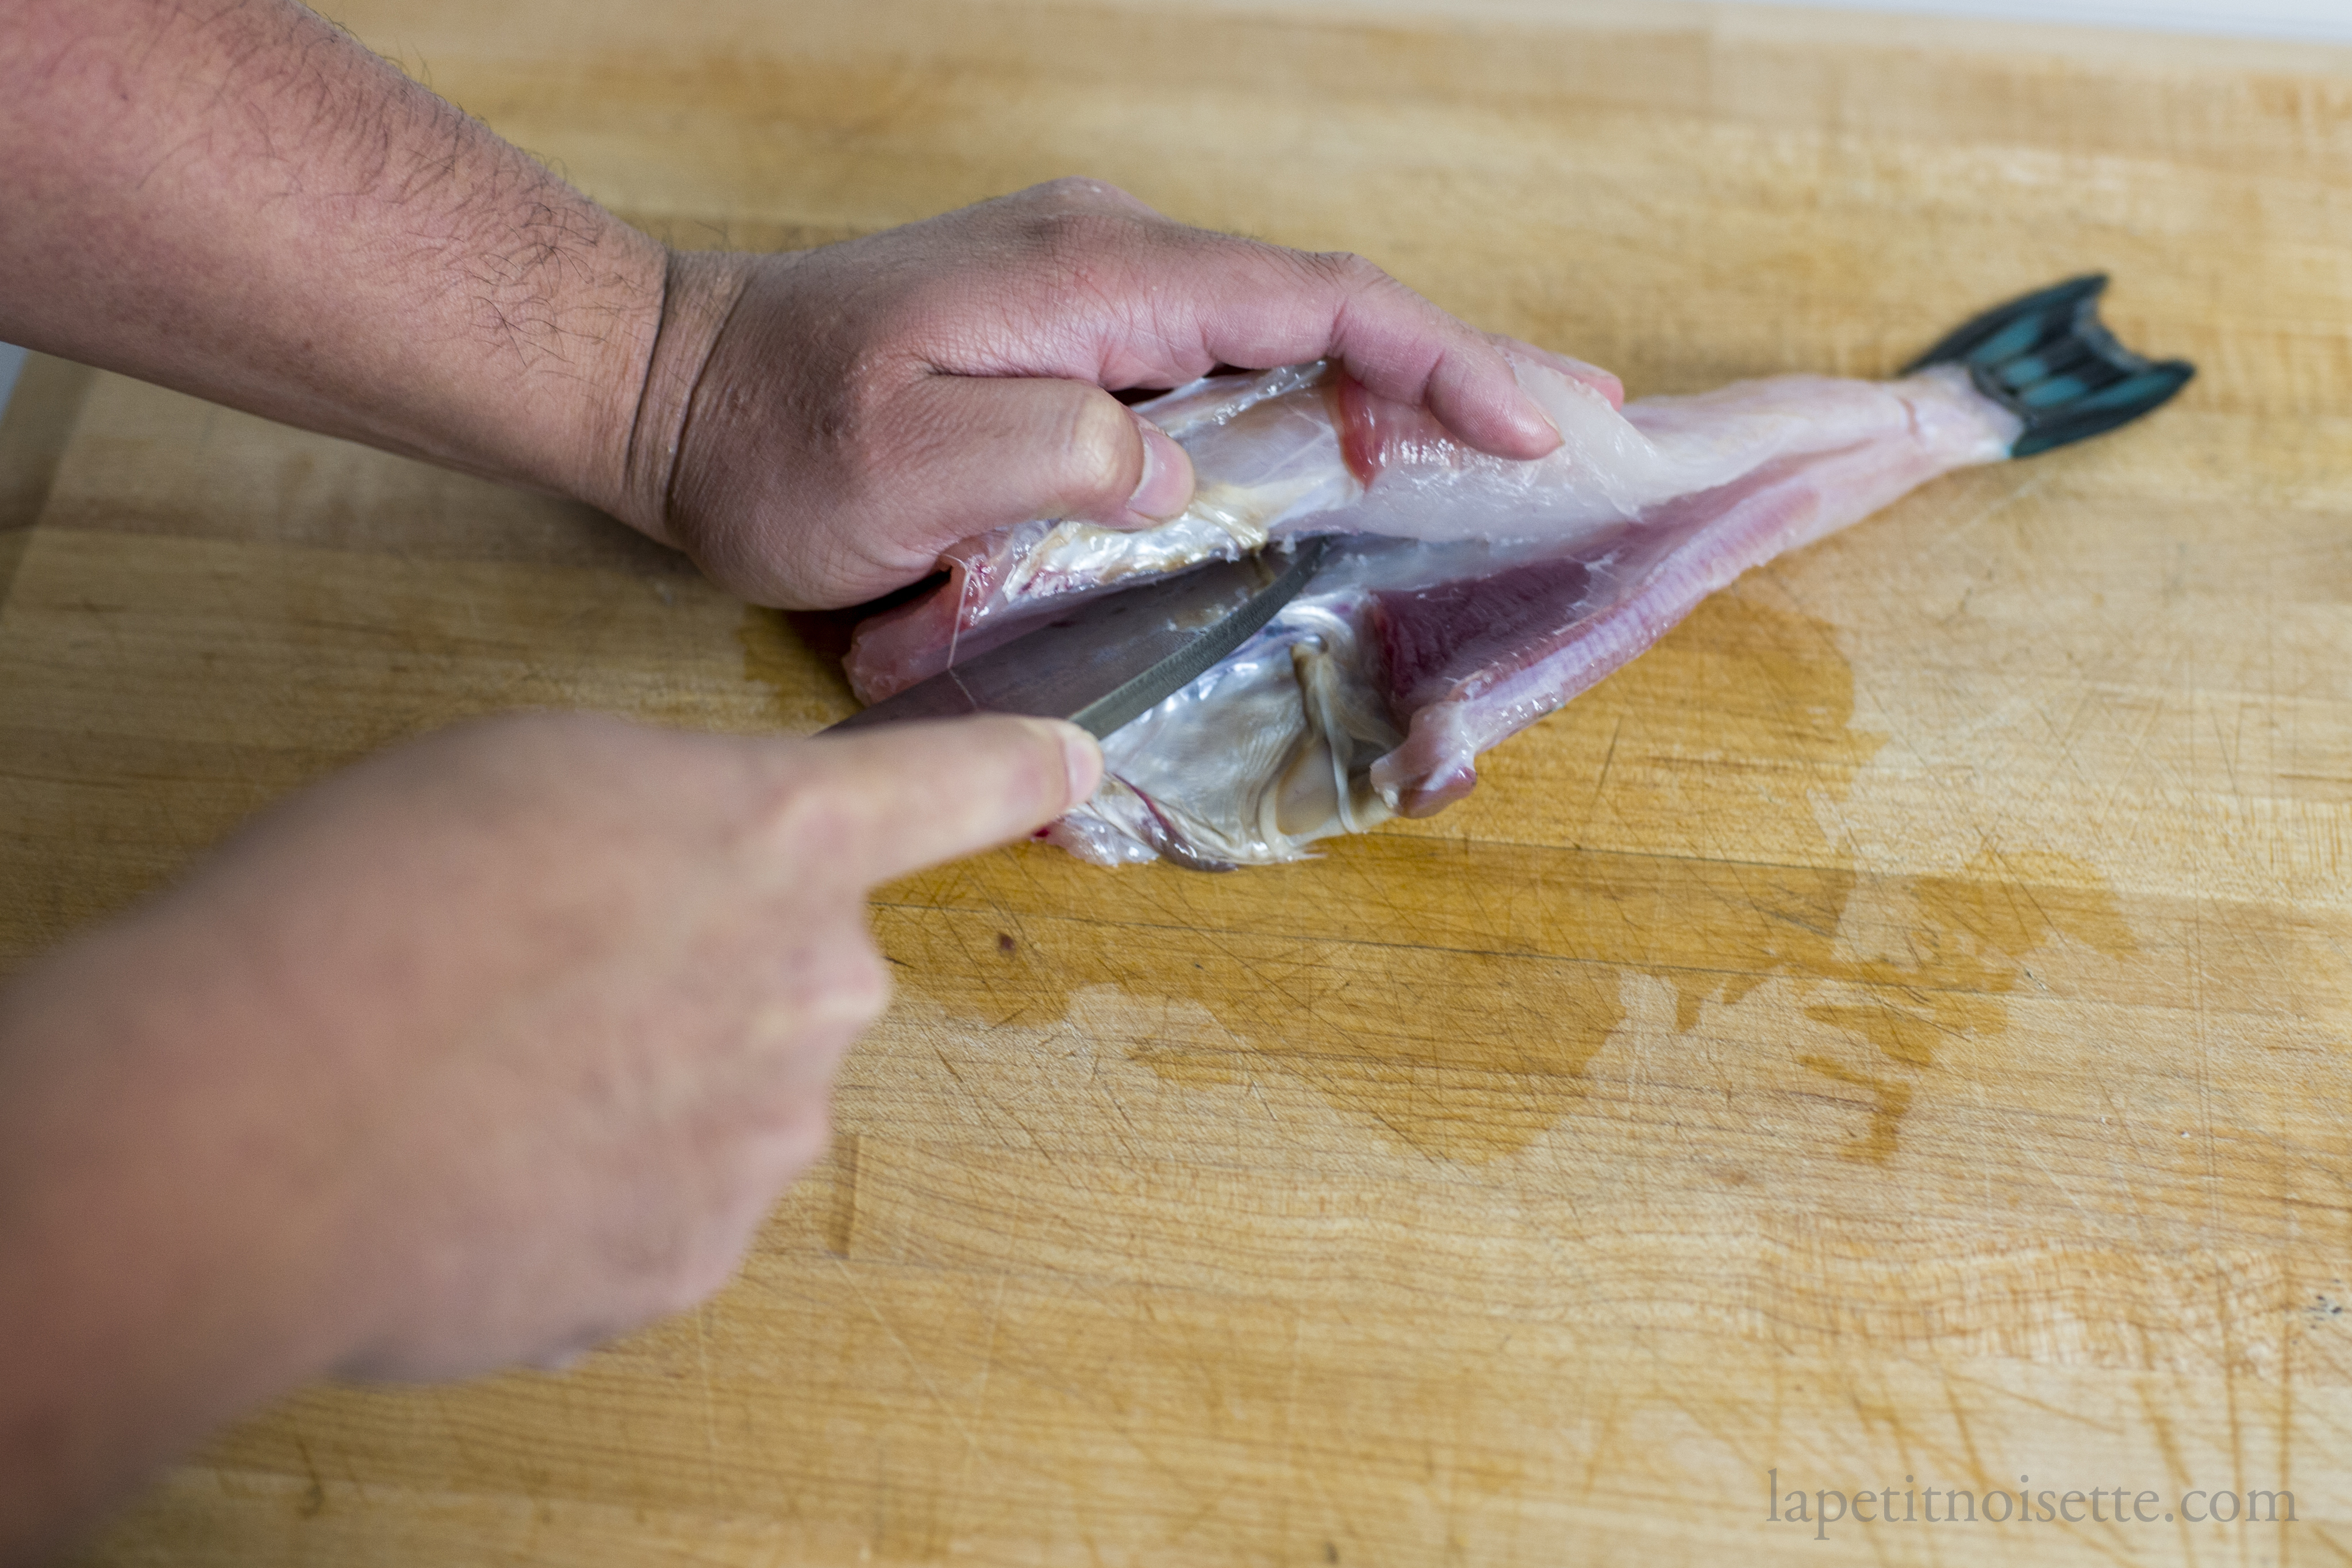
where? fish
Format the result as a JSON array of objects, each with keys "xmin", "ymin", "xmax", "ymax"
[{"xmin": 844, "ymin": 276, "xmax": 2192, "ymax": 870}]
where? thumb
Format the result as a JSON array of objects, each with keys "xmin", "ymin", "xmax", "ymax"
[
  {"xmin": 894, "ymin": 374, "xmax": 1196, "ymax": 537},
  {"xmin": 794, "ymin": 715, "xmax": 1104, "ymax": 885}
]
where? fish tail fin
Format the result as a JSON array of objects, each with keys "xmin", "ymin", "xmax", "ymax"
[{"xmin": 1905, "ymin": 274, "xmax": 2195, "ymax": 457}]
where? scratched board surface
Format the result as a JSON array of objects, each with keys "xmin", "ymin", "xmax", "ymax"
[{"xmin": 2, "ymin": 1, "xmax": 2349, "ymax": 1562}]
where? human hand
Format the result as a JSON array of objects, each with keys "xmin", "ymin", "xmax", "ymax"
[
  {"xmin": 614, "ymin": 179, "xmax": 1563, "ymax": 609},
  {"xmin": 7, "ymin": 9, "xmax": 1558, "ymax": 621},
  {"xmin": 0, "ymin": 710, "xmax": 1097, "ymax": 1470}
]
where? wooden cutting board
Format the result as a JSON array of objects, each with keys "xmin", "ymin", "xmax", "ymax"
[{"xmin": 6, "ymin": 1, "xmax": 2349, "ymax": 1562}]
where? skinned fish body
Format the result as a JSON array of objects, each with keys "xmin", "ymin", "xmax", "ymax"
[{"xmin": 844, "ymin": 277, "xmax": 2191, "ymax": 869}]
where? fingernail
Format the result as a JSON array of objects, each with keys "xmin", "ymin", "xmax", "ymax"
[
  {"xmin": 1125, "ymin": 421, "xmax": 1194, "ymax": 522},
  {"xmin": 1500, "ymin": 353, "xmax": 1565, "ymax": 457},
  {"xmin": 1048, "ymin": 720, "xmax": 1104, "ymax": 802},
  {"xmin": 1516, "ymin": 391, "xmax": 1563, "ymax": 456}
]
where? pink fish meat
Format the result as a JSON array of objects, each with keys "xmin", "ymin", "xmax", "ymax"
[{"xmin": 844, "ymin": 277, "xmax": 2190, "ymax": 868}]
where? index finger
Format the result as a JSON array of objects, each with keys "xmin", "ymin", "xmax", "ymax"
[
  {"xmin": 954, "ymin": 183, "xmax": 1566, "ymax": 463},
  {"xmin": 1113, "ymin": 228, "xmax": 1564, "ymax": 461},
  {"xmin": 788, "ymin": 716, "xmax": 1103, "ymax": 886}
]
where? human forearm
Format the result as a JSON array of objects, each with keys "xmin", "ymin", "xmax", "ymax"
[
  {"xmin": 0, "ymin": 713, "xmax": 1096, "ymax": 1562},
  {"xmin": 0, "ymin": 922, "xmax": 364, "ymax": 1565},
  {"xmin": 0, "ymin": 0, "xmax": 668, "ymax": 509},
  {"xmin": 0, "ymin": 0, "xmax": 1569, "ymax": 612}
]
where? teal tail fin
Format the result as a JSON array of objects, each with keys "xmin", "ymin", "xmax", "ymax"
[{"xmin": 1905, "ymin": 275, "xmax": 2195, "ymax": 457}]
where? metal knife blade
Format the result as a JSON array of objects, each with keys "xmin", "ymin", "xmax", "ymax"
[{"xmin": 823, "ymin": 536, "xmax": 1332, "ymax": 739}]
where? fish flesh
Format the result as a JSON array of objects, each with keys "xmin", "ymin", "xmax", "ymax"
[
  {"xmin": 851, "ymin": 278, "xmax": 2189, "ymax": 868},
  {"xmin": 844, "ymin": 276, "xmax": 2191, "ymax": 869}
]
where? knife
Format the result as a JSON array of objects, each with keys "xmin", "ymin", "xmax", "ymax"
[{"xmin": 824, "ymin": 536, "xmax": 1333, "ymax": 739}]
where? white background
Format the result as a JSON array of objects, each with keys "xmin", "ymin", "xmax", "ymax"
[{"xmin": 1717, "ymin": 0, "xmax": 2352, "ymax": 41}]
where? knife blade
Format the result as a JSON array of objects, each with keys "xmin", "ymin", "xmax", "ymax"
[{"xmin": 823, "ymin": 536, "xmax": 1332, "ymax": 739}]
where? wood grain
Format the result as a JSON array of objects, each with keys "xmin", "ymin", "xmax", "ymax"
[{"xmin": 3, "ymin": 1, "xmax": 2347, "ymax": 1562}]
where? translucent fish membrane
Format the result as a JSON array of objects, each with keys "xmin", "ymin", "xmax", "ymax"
[{"xmin": 850, "ymin": 279, "xmax": 2190, "ymax": 868}]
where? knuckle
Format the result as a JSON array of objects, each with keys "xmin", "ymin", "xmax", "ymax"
[
  {"xmin": 765, "ymin": 1104, "xmax": 835, "ymax": 1182},
  {"xmin": 704, "ymin": 1116, "xmax": 831, "ymax": 1266},
  {"xmin": 764, "ymin": 934, "xmax": 890, "ymax": 1045},
  {"xmin": 820, "ymin": 355, "xmax": 899, "ymax": 475},
  {"xmin": 1020, "ymin": 205, "xmax": 1155, "ymax": 309},
  {"xmin": 1029, "ymin": 206, "xmax": 1129, "ymax": 266},
  {"xmin": 836, "ymin": 944, "xmax": 893, "ymax": 1025},
  {"xmin": 1308, "ymin": 248, "xmax": 1392, "ymax": 297},
  {"xmin": 754, "ymin": 772, "xmax": 862, "ymax": 865},
  {"xmin": 661, "ymin": 1243, "xmax": 748, "ymax": 1316},
  {"xmin": 1046, "ymin": 393, "xmax": 1142, "ymax": 512},
  {"xmin": 1030, "ymin": 175, "xmax": 1108, "ymax": 209},
  {"xmin": 654, "ymin": 1152, "xmax": 816, "ymax": 1316},
  {"xmin": 1020, "ymin": 175, "xmax": 1143, "ymax": 217},
  {"xmin": 802, "ymin": 940, "xmax": 891, "ymax": 1033}
]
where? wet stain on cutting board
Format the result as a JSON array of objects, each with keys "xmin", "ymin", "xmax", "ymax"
[
  {"xmin": 1127, "ymin": 953, "xmax": 1628, "ymax": 1164},
  {"xmin": 1121, "ymin": 588, "xmax": 2132, "ymax": 1163},
  {"xmin": 1794, "ymin": 846, "xmax": 2135, "ymax": 1160},
  {"xmin": 870, "ymin": 585, "xmax": 2136, "ymax": 1165}
]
